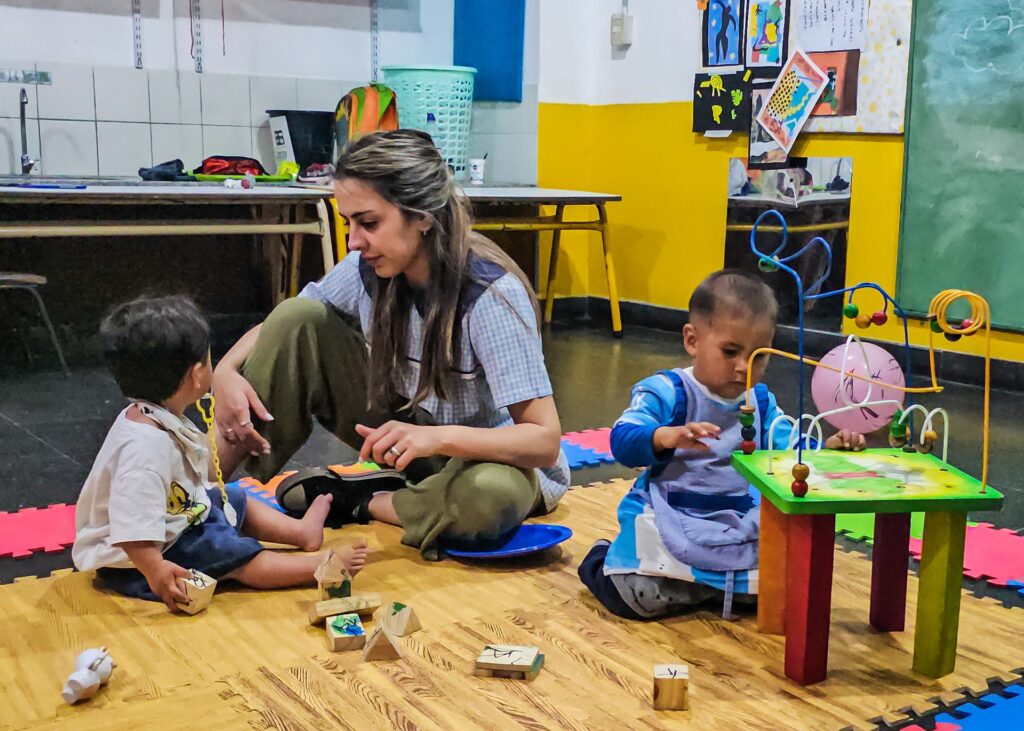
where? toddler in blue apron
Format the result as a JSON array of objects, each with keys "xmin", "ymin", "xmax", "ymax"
[{"xmin": 578, "ymin": 270, "xmax": 865, "ymax": 620}]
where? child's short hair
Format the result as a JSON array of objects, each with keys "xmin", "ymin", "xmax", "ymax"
[
  {"xmin": 100, "ymin": 295, "xmax": 210, "ymax": 403},
  {"xmin": 689, "ymin": 269, "xmax": 778, "ymax": 326}
]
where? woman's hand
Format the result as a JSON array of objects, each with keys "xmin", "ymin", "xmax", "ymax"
[
  {"xmin": 355, "ymin": 422, "xmax": 449, "ymax": 471},
  {"xmin": 212, "ymin": 368, "xmax": 273, "ymax": 456},
  {"xmin": 824, "ymin": 429, "xmax": 867, "ymax": 451}
]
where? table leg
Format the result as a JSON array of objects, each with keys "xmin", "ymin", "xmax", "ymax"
[
  {"xmin": 870, "ymin": 513, "xmax": 911, "ymax": 632},
  {"xmin": 597, "ymin": 203, "xmax": 622, "ymax": 337},
  {"xmin": 785, "ymin": 513, "xmax": 836, "ymax": 685},
  {"xmin": 542, "ymin": 204, "xmax": 564, "ymax": 324},
  {"xmin": 315, "ymin": 199, "xmax": 335, "ymax": 274},
  {"xmin": 913, "ymin": 511, "xmax": 967, "ymax": 678},
  {"xmin": 758, "ymin": 499, "xmax": 788, "ymax": 635}
]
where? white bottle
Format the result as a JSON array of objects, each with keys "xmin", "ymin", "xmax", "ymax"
[{"xmin": 424, "ymin": 113, "xmax": 439, "ymax": 146}]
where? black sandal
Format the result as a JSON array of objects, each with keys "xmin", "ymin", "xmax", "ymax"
[{"xmin": 275, "ymin": 464, "xmax": 406, "ymax": 525}]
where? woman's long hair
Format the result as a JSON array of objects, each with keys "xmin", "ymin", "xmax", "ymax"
[{"xmin": 335, "ymin": 129, "xmax": 539, "ymax": 411}]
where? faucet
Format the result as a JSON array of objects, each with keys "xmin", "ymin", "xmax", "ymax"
[{"xmin": 20, "ymin": 88, "xmax": 36, "ymax": 174}]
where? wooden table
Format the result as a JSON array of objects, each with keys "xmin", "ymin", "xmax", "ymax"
[
  {"xmin": 464, "ymin": 187, "xmax": 623, "ymax": 336},
  {"xmin": 732, "ymin": 448, "xmax": 1003, "ymax": 685},
  {"xmin": 0, "ymin": 181, "xmax": 334, "ymax": 302}
]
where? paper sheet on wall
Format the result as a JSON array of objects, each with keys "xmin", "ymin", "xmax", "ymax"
[
  {"xmin": 794, "ymin": 0, "xmax": 869, "ymax": 51},
  {"xmin": 756, "ymin": 49, "xmax": 829, "ymax": 154},
  {"xmin": 804, "ymin": 0, "xmax": 911, "ymax": 134}
]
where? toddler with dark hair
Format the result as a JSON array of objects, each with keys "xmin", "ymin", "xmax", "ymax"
[{"xmin": 73, "ymin": 295, "xmax": 367, "ymax": 611}]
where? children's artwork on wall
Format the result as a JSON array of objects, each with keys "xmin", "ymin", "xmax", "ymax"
[
  {"xmin": 693, "ymin": 71, "xmax": 752, "ymax": 134},
  {"xmin": 703, "ymin": 0, "xmax": 744, "ymax": 67},
  {"xmin": 749, "ymin": 85, "xmax": 792, "ymax": 168},
  {"xmin": 793, "ymin": 0, "xmax": 869, "ymax": 51},
  {"xmin": 746, "ymin": 0, "xmax": 790, "ymax": 69},
  {"xmin": 810, "ymin": 50, "xmax": 860, "ymax": 116},
  {"xmin": 756, "ymin": 50, "xmax": 828, "ymax": 153}
]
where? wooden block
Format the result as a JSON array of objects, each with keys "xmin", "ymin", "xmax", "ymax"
[
  {"xmin": 653, "ymin": 664, "xmax": 689, "ymax": 710},
  {"xmin": 758, "ymin": 499, "xmax": 788, "ymax": 635},
  {"xmin": 363, "ymin": 626, "xmax": 402, "ymax": 661},
  {"xmin": 913, "ymin": 511, "xmax": 967, "ymax": 678},
  {"xmin": 474, "ymin": 653, "xmax": 545, "ymax": 680},
  {"xmin": 475, "ymin": 645, "xmax": 540, "ymax": 672},
  {"xmin": 307, "ymin": 593, "xmax": 381, "ymax": 625},
  {"xmin": 376, "ymin": 601, "xmax": 421, "ymax": 637},
  {"xmin": 870, "ymin": 512, "xmax": 911, "ymax": 632},
  {"xmin": 326, "ymin": 613, "xmax": 366, "ymax": 652},
  {"xmin": 176, "ymin": 570, "xmax": 216, "ymax": 615},
  {"xmin": 314, "ymin": 549, "xmax": 352, "ymax": 601}
]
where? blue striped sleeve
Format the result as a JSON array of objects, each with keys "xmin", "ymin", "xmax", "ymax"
[{"xmin": 610, "ymin": 374, "xmax": 678, "ymax": 468}]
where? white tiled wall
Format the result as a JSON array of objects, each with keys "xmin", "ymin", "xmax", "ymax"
[{"xmin": 1, "ymin": 63, "xmax": 539, "ymax": 183}]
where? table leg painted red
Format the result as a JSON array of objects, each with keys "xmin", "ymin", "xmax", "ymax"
[
  {"xmin": 870, "ymin": 512, "xmax": 911, "ymax": 632},
  {"xmin": 785, "ymin": 513, "xmax": 836, "ymax": 685}
]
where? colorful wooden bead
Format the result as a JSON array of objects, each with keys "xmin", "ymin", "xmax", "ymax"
[
  {"xmin": 888, "ymin": 426, "xmax": 909, "ymax": 448},
  {"xmin": 929, "ymin": 319, "xmax": 943, "ymax": 333},
  {"xmin": 741, "ymin": 425, "xmax": 756, "ymax": 441},
  {"xmin": 916, "ymin": 429, "xmax": 938, "ymax": 454},
  {"xmin": 739, "ymin": 404, "xmax": 755, "ymax": 415},
  {"xmin": 923, "ymin": 429, "xmax": 938, "ymax": 442},
  {"xmin": 871, "ymin": 311, "xmax": 888, "ymax": 326},
  {"xmin": 739, "ymin": 411, "xmax": 755, "ymax": 427},
  {"xmin": 843, "ymin": 303, "xmax": 859, "ymax": 319},
  {"xmin": 741, "ymin": 440, "xmax": 756, "ymax": 455},
  {"xmin": 855, "ymin": 314, "xmax": 872, "ymax": 329},
  {"xmin": 758, "ymin": 257, "xmax": 778, "ymax": 273},
  {"xmin": 792, "ymin": 463, "xmax": 810, "ymax": 481},
  {"xmin": 791, "ymin": 480, "xmax": 809, "ymax": 497},
  {"xmin": 944, "ymin": 331, "xmax": 962, "ymax": 342},
  {"xmin": 960, "ymin": 318, "xmax": 974, "ymax": 334}
]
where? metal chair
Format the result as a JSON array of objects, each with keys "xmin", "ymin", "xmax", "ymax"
[{"xmin": 0, "ymin": 272, "xmax": 69, "ymax": 374}]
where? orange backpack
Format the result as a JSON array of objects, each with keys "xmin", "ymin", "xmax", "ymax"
[{"xmin": 334, "ymin": 84, "xmax": 399, "ymax": 149}]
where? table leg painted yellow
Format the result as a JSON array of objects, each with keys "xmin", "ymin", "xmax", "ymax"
[
  {"xmin": 596, "ymin": 203, "xmax": 622, "ymax": 337},
  {"xmin": 542, "ymin": 204, "xmax": 565, "ymax": 324},
  {"xmin": 912, "ymin": 511, "xmax": 968, "ymax": 678},
  {"xmin": 758, "ymin": 499, "xmax": 788, "ymax": 635}
]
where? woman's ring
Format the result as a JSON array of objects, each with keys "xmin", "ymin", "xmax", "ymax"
[{"xmin": 388, "ymin": 446, "xmax": 403, "ymax": 458}]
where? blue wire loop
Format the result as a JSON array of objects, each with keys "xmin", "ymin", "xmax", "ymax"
[{"xmin": 749, "ymin": 209, "xmax": 915, "ymax": 466}]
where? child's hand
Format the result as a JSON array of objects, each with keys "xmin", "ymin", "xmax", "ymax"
[
  {"xmin": 653, "ymin": 422, "xmax": 721, "ymax": 453},
  {"xmin": 142, "ymin": 560, "xmax": 193, "ymax": 612},
  {"xmin": 824, "ymin": 429, "xmax": 867, "ymax": 452}
]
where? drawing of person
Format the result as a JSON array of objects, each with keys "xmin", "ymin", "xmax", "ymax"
[{"xmin": 714, "ymin": 0, "xmax": 738, "ymax": 63}]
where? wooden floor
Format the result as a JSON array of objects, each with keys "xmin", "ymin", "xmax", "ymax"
[{"xmin": 3, "ymin": 480, "xmax": 1023, "ymax": 731}]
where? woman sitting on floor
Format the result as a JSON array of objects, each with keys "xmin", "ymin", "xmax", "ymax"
[{"xmin": 212, "ymin": 130, "xmax": 569, "ymax": 559}]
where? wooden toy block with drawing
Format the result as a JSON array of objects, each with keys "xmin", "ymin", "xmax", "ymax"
[
  {"xmin": 473, "ymin": 645, "xmax": 545, "ymax": 680},
  {"xmin": 363, "ymin": 626, "xmax": 402, "ymax": 661},
  {"xmin": 326, "ymin": 613, "xmax": 366, "ymax": 652},
  {"xmin": 376, "ymin": 600, "xmax": 421, "ymax": 636},
  {"xmin": 314, "ymin": 549, "xmax": 352, "ymax": 600},
  {"xmin": 308, "ymin": 593, "xmax": 381, "ymax": 625},
  {"xmin": 175, "ymin": 570, "xmax": 216, "ymax": 615},
  {"xmin": 653, "ymin": 664, "xmax": 689, "ymax": 710}
]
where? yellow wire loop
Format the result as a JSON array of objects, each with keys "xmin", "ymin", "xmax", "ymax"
[{"xmin": 196, "ymin": 394, "xmax": 229, "ymax": 507}]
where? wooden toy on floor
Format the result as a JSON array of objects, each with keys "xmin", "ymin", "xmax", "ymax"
[
  {"xmin": 326, "ymin": 613, "xmax": 366, "ymax": 651},
  {"xmin": 314, "ymin": 549, "xmax": 352, "ymax": 600},
  {"xmin": 376, "ymin": 601, "xmax": 421, "ymax": 636},
  {"xmin": 363, "ymin": 626, "xmax": 402, "ymax": 661},
  {"xmin": 308, "ymin": 593, "xmax": 381, "ymax": 625},
  {"xmin": 176, "ymin": 570, "xmax": 216, "ymax": 615},
  {"xmin": 473, "ymin": 645, "xmax": 545, "ymax": 680},
  {"xmin": 653, "ymin": 664, "xmax": 689, "ymax": 710},
  {"xmin": 62, "ymin": 647, "xmax": 115, "ymax": 704}
]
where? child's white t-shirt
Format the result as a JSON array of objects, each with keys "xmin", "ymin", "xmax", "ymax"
[{"xmin": 72, "ymin": 408, "xmax": 212, "ymax": 571}]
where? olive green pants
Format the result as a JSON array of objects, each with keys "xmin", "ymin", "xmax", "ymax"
[{"xmin": 239, "ymin": 298, "xmax": 542, "ymax": 559}]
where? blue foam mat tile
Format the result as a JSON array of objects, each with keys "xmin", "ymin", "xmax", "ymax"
[
  {"xmin": 947, "ymin": 690, "xmax": 1024, "ymax": 731},
  {"xmin": 561, "ymin": 440, "xmax": 613, "ymax": 469},
  {"xmin": 1007, "ymin": 579, "xmax": 1024, "ymax": 597}
]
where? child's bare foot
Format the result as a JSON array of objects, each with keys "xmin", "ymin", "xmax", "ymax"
[
  {"xmin": 332, "ymin": 540, "xmax": 369, "ymax": 576},
  {"xmin": 296, "ymin": 494, "xmax": 333, "ymax": 551}
]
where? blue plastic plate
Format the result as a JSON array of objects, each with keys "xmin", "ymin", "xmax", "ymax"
[{"xmin": 444, "ymin": 524, "xmax": 573, "ymax": 558}]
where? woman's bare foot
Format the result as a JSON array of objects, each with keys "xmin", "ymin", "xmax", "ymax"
[
  {"xmin": 331, "ymin": 540, "xmax": 369, "ymax": 577},
  {"xmin": 296, "ymin": 494, "xmax": 333, "ymax": 551}
]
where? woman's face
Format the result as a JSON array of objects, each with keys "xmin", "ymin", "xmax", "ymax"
[{"xmin": 335, "ymin": 177, "xmax": 432, "ymax": 284}]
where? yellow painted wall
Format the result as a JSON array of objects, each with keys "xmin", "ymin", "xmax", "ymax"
[{"xmin": 538, "ymin": 100, "xmax": 1024, "ymax": 361}]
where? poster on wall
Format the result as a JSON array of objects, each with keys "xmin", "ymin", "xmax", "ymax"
[
  {"xmin": 693, "ymin": 71, "xmax": 752, "ymax": 134},
  {"xmin": 756, "ymin": 49, "xmax": 828, "ymax": 153},
  {"xmin": 745, "ymin": 0, "xmax": 790, "ymax": 69},
  {"xmin": 793, "ymin": 0, "xmax": 868, "ymax": 51},
  {"xmin": 702, "ymin": 0, "xmax": 744, "ymax": 67},
  {"xmin": 749, "ymin": 85, "xmax": 793, "ymax": 168},
  {"xmin": 809, "ymin": 50, "xmax": 860, "ymax": 116}
]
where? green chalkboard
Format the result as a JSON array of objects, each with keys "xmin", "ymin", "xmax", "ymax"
[{"xmin": 897, "ymin": 0, "xmax": 1024, "ymax": 330}]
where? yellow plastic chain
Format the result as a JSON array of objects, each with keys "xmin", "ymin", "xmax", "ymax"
[{"xmin": 196, "ymin": 394, "xmax": 229, "ymax": 508}]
